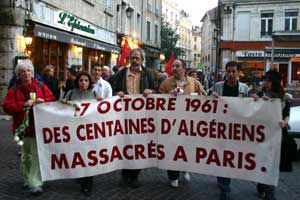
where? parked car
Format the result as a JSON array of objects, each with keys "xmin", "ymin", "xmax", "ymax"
[{"xmin": 289, "ymin": 106, "xmax": 300, "ymax": 138}]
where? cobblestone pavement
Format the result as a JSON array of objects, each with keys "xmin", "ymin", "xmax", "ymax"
[{"xmin": 0, "ymin": 119, "xmax": 299, "ymax": 200}]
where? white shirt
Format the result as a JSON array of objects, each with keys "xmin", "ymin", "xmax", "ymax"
[{"xmin": 93, "ymin": 78, "xmax": 112, "ymax": 99}]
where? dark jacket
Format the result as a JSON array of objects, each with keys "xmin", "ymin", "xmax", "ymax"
[
  {"xmin": 112, "ymin": 66, "xmax": 155, "ymax": 94},
  {"xmin": 257, "ymin": 91, "xmax": 295, "ymax": 172},
  {"xmin": 43, "ymin": 75, "xmax": 60, "ymax": 100}
]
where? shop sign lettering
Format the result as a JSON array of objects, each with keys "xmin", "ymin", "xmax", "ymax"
[
  {"xmin": 57, "ymin": 12, "xmax": 95, "ymax": 35},
  {"xmin": 236, "ymin": 51, "xmax": 299, "ymax": 58}
]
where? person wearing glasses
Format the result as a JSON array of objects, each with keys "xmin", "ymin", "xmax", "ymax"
[{"xmin": 112, "ymin": 48, "xmax": 155, "ymax": 188}]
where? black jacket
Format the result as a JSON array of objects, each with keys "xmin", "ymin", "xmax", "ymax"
[{"xmin": 112, "ymin": 66, "xmax": 155, "ymax": 94}]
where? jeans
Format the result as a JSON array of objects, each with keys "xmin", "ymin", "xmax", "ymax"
[
  {"xmin": 167, "ymin": 170, "xmax": 180, "ymax": 180},
  {"xmin": 217, "ymin": 177, "xmax": 231, "ymax": 193}
]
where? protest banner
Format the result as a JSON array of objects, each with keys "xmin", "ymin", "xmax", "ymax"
[{"xmin": 34, "ymin": 94, "xmax": 281, "ymax": 185}]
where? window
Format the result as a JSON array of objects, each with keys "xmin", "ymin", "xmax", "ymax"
[
  {"xmin": 194, "ymin": 54, "xmax": 197, "ymax": 61},
  {"xmin": 194, "ymin": 37, "xmax": 197, "ymax": 42},
  {"xmin": 285, "ymin": 11, "xmax": 298, "ymax": 31},
  {"xmin": 137, "ymin": 13, "xmax": 141, "ymax": 38},
  {"xmin": 104, "ymin": 0, "xmax": 112, "ymax": 9},
  {"xmin": 194, "ymin": 44, "xmax": 197, "ymax": 50},
  {"xmin": 155, "ymin": 24, "xmax": 158, "ymax": 43},
  {"xmin": 147, "ymin": 0, "xmax": 152, "ymax": 11},
  {"xmin": 147, "ymin": 21, "xmax": 151, "ymax": 41},
  {"xmin": 261, "ymin": 13, "xmax": 273, "ymax": 36},
  {"xmin": 155, "ymin": 0, "xmax": 159, "ymax": 16}
]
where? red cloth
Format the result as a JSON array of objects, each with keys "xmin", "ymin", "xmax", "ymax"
[
  {"xmin": 165, "ymin": 52, "xmax": 174, "ymax": 77},
  {"xmin": 3, "ymin": 79, "xmax": 55, "ymax": 137},
  {"xmin": 117, "ymin": 40, "xmax": 131, "ymax": 66}
]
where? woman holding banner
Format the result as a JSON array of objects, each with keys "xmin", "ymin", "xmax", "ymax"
[
  {"xmin": 252, "ymin": 70, "xmax": 296, "ymax": 200},
  {"xmin": 61, "ymin": 71, "xmax": 102, "ymax": 196},
  {"xmin": 3, "ymin": 59, "xmax": 55, "ymax": 195}
]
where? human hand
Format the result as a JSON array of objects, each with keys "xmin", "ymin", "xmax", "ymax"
[
  {"xmin": 211, "ymin": 92, "xmax": 219, "ymax": 98},
  {"xmin": 96, "ymin": 96, "xmax": 103, "ymax": 101},
  {"xmin": 35, "ymin": 98, "xmax": 45, "ymax": 104},
  {"xmin": 279, "ymin": 120, "xmax": 288, "ymax": 128},
  {"xmin": 262, "ymin": 96, "xmax": 270, "ymax": 101},
  {"xmin": 24, "ymin": 100, "xmax": 34, "ymax": 108},
  {"xmin": 251, "ymin": 94, "xmax": 259, "ymax": 101},
  {"xmin": 143, "ymin": 89, "xmax": 153, "ymax": 97},
  {"xmin": 117, "ymin": 91, "xmax": 125, "ymax": 98}
]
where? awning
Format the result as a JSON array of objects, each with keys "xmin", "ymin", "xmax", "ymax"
[{"xmin": 33, "ymin": 23, "xmax": 120, "ymax": 53}]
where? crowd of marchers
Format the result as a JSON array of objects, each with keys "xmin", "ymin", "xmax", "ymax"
[{"xmin": 3, "ymin": 48, "xmax": 299, "ymax": 200}]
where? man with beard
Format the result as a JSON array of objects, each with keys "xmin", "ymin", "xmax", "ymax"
[
  {"xmin": 159, "ymin": 58, "xmax": 206, "ymax": 188},
  {"xmin": 112, "ymin": 48, "xmax": 155, "ymax": 188}
]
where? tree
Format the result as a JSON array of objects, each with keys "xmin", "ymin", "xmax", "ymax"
[{"xmin": 160, "ymin": 18, "xmax": 183, "ymax": 61}]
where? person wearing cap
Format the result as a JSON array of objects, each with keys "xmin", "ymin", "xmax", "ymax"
[
  {"xmin": 251, "ymin": 70, "xmax": 295, "ymax": 200},
  {"xmin": 42, "ymin": 65, "xmax": 60, "ymax": 100}
]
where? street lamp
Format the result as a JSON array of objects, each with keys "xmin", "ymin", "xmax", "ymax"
[
  {"xmin": 160, "ymin": 53, "xmax": 165, "ymax": 62},
  {"xmin": 126, "ymin": 7, "xmax": 134, "ymax": 18},
  {"xmin": 24, "ymin": 36, "xmax": 33, "ymax": 56},
  {"xmin": 24, "ymin": 36, "xmax": 33, "ymax": 46}
]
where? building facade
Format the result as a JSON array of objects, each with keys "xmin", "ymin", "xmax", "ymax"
[
  {"xmin": 218, "ymin": 0, "xmax": 300, "ymax": 87},
  {"xmin": 162, "ymin": 0, "xmax": 193, "ymax": 66},
  {"xmin": 0, "ymin": 0, "xmax": 162, "ymax": 113},
  {"xmin": 191, "ymin": 26, "xmax": 202, "ymax": 70},
  {"xmin": 142, "ymin": 0, "xmax": 162, "ymax": 69},
  {"xmin": 201, "ymin": 7, "xmax": 217, "ymax": 74}
]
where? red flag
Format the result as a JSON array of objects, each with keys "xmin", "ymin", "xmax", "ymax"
[
  {"xmin": 117, "ymin": 40, "xmax": 131, "ymax": 66},
  {"xmin": 164, "ymin": 52, "xmax": 174, "ymax": 77}
]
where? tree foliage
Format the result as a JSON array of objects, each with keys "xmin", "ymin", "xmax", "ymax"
[{"xmin": 160, "ymin": 18, "xmax": 183, "ymax": 61}]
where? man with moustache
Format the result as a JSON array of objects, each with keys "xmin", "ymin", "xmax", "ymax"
[
  {"xmin": 159, "ymin": 58, "xmax": 206, "ymax": 188},
  {"xmin": 112, "ymin": 48, "xmax": 155, "ymax": 188}
]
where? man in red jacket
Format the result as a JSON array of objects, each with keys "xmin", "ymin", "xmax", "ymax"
[{"xmin": 3, "ymin": 59, "xmax": 55, "ymax": 195}]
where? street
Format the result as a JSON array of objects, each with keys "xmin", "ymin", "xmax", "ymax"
[{"xmin": 0, "ymin": 119, "xmax": 299, "ymax": 200}]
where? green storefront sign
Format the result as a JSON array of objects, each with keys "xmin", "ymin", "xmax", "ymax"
[{"xmin": 57, "ymin": 12, "xmax": 95, "ymax": 34}]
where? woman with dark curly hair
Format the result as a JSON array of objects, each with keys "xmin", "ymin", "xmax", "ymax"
[
  {"xmin": 61, "ymin": 71, "xmax": 96, "ymax": 196},
  {"xmin": 252, "ymin": 70, "xmax": 296, "ymax": 200}
]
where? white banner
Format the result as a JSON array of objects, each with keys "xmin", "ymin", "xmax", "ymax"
[{"xmin": 34, "ymin": 95, "xmax": 282, "ymax": 185}]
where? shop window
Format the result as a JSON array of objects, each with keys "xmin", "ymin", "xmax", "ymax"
[{"xmin": 35, "ymin": 38, "xmax": 67, "ymax": 80}]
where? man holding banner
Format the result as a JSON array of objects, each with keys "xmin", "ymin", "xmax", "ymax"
[
  {"xmin": 209, "ymin": 61, "xmax": 250, "ymax": 200},
  {"xmin": 112, "ymin": 48, "xmax": 155, "ymax": 188},
  {"xmin": 159, "ymin": 58, "xmax": 206, "ymax": 187}
]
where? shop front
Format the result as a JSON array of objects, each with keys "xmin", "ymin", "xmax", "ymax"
[
  {"xmin": 236, "ymin": 50, "xmax": 300, "ymax": 88},
  {"xmin": 24, "ymin": 7, "xmax": 119, "ymax": 80}
]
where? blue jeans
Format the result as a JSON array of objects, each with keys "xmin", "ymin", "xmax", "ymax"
[{"xmin": 217, "ymin": 177, "xmax": 231, "ymax": 193}]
